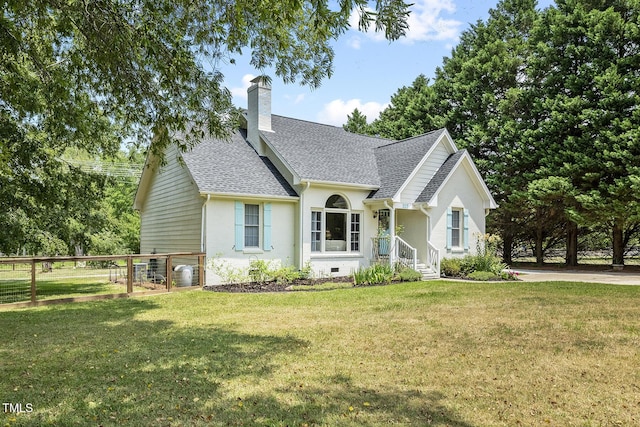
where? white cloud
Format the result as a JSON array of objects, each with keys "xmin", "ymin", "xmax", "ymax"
[
  {"xmin": 317, "ymin": 98, "xmax": 388, "ymax": 126},
  {"xmin": 230, "ymin": 74, "xmax": 256, "ymax": 101},
  {"xmin": 285, "ymin": 93, "xmax": 306, "ymax": 105},
  {"xmin": 349, "ymin": 0, "xmax": 462, "ymax": 45},
  {"xmin": 348, "ymin": 36, "xmax": 362, "ymax": 49}
]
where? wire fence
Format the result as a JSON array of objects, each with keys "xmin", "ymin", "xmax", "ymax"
[{"xmin": 0, "ymin": 253, "xmax": 205, "ymax": 307}]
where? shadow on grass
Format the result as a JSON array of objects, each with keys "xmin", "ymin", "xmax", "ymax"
[{"xmin": 1, "ymin": 298, "xmax": 472, "ymax": 426}]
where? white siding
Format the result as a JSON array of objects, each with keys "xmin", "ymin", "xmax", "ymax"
[
  {"xmin": 139, "ymin": 145, "xmax": 203, "ymax": 254},
  {"xmin": 400, "ymin": 143, "xmax": 450, "ymax": 203},
  {"xmin": 205, "ymin": 198, "xmax": 297, "ymax": 285},
  {"xmin": 428, "ymin": 161, "xmax": 486, "ymax": 258},
  {"xmin": 300, "ymin": 186, "xmax": 376, "ymax": 277},
  {"xmin": 396, "ymin": 210, "xmax": 428, "ymax": 264}
]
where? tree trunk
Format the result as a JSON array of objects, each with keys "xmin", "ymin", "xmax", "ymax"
[
  {"xmin": 612, "ymin": 220, "xmax": 625, "ymax": 267},
  {"xmin": 565, "ymin": 221, "xmax": 578, "ymax": 266},
  {"xmin": 502, "ymin": 231, "xmax": 513, "ymax": 265},
  {"xmin": 535, "ymin": 226, "xmax": 544, "ymax": 265}
]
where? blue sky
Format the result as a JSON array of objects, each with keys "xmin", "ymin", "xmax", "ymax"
[{"xmin": 220, "ymin": 0, "xmax": 555, "ymax": 127}]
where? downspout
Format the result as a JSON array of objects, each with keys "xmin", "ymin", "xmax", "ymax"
[
  {"xmin": 298, "ymin": 181, "xmax": 311, "ymax": 269},
  {"xmin": 201, "ymin": 194, "xmax": 211, "ymax": 253},
  {"xmin": 384, "ymin": 200, "xmax": 395, "ymax": 266}
]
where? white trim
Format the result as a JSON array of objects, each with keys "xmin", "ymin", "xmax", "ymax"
[
  {"xmin": 297, "ymin": 180, "xmax": 379, "ymax": 190},
  {"xmin": 393, "ymin": 130, "xmax": 457, "ymax": 201},
  {"xmin": 200, "ymin": 192, "xmax": 299, "ymax": 202},
  {"xmin": 425, "ymin": 152, "xmax": 497, "ymax": 209},
  {"xmin": 259, "ymin": 131, "xmax": 303, "ymax": 185}
]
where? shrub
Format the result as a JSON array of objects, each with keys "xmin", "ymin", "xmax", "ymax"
[
  {"xmin": 299, "ymin": 260, "xmax": 313, "ymax": 280},
  {"xmin": 272, "ymin": 264, "xmax": 301, "ymax": 284},
  {"xmin": 353, "ymin": 263, "xmax": 394, "ymax": 286},
  {"xmin": 440, "ymin": 257, "xmax": 462, "ymax": 277},
  {"xmin": 467, "ymin": 270, "xmax": 500, "ymax": 281},
  {"xmin": 501, "ymin": 270, "xmax": 520, "ymax": 281},
  {"xmin": 398, "ymin": 268, "xmax": 422, "ymax": 282},
  {"xmin": 248, "ymin": 259, "xmax": 274, "ymax": 283}
]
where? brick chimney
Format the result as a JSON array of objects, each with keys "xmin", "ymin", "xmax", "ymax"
[{"xmin": 247, "ymin": 76, "xmax": 272, "ymax": 155}]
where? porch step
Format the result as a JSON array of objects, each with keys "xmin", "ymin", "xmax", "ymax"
[{"xmin": 415, "ymin": 263, "xmax": 439, "ymax": 280}]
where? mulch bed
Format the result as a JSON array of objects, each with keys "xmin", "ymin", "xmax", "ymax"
[{"xmin": 204, "ymin": 276, "xmax": 355, "ymax": 293}]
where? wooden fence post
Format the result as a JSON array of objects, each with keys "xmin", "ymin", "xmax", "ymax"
[
  {"xmin": 126, "ymin": 256, "xmax": 133, "ymax": 293},
  {"xmin": 166, "ymin": 255, "xmax": 173, "ymax": 292},
  {"xmin": 198, "ymin": 254, "xmax": 205, "ymax": 288},
  {"xmin": 31, "ymin": 260, "xmax": 36, "ymax": 303}
]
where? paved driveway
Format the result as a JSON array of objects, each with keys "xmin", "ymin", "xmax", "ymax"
[{"xmin": 513, "ymin": 268, "xmax": 640, "ymax": 285}]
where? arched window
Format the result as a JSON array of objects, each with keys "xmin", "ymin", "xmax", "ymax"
[
  {"xmin": 325, "ymin": 195, "xmax": 348, "ymax": 209},
  {"xmin": 311, "ymin": 195, "xmax": 361, "ymax": 253}
]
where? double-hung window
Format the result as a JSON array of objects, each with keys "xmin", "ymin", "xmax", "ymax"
[
  {"xmin": 234, "ymin": 201, "xmax": 272, "ymax": 252},
  {"xmin": 351, "ymin": 213, "xmax": 360, "ymax": 252},
  {"xmin": 311, "ymin": 195, "xmax": 361, "ymax": 253},
  {"xmin": 311, "ymin": 211, "xmax": 322, "ymax": 252},
  {"xmin": 447, "ymin": 207, "xmax": 469, "ymax": 250},
  {"xmin": 451, "ymin": 209, "xmax": 461, "ymax": 248},
  {"xmin": 244, "ymin": 204, "xmax": 260, "ymax": 248}
]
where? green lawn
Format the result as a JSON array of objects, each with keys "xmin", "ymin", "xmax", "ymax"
[
  {"xmin": 0, "ymin": 266, "xmax": 146, "ymax": 304},
  {"xmin": 1, "ymin": 281, "xmax": 639, "ymax": 426}
]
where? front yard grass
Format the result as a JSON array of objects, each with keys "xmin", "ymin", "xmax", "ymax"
[{"xmin": 1, "ymin": 280, "xmax": 639, "ymax": 426}]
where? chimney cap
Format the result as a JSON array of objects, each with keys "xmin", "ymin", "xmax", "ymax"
[{"xmin": 250, "ymin": 75, "xmax": 271, "ymax": 87}]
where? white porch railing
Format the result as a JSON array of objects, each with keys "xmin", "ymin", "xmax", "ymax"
[
  {"xmin": 371, "ymin": 237, "xmax": 440, "ymax": 278},
  {"xmin": 394, "ymin": 236, "xmax": 417, "ymax": 271},
  {"xmin": 371, "ymin": 236, "xmax": 417, "ymax": 270},
  {"xmin": 427, "ymin": 241, "xmax": 440, "ymax": 277}
]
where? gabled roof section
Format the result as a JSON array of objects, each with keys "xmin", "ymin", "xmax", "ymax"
[
  {"xmin": 181, "ymin": 129, "xmax": 298, "ymax": 197},
  {"xmin": 416, "ymin": 149, "xmax": 497, "ymax": 208},
  {"xmin": 263, "ymin": 115, "xmax": 390, "ymax": 187},
  {"xmin": 369, "ymin": 129, "xmax": 447, "ymax": 200}
]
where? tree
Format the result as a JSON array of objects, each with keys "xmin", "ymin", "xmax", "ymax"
[
  {"xmin": 343, "ymin": 108, "xmax": 370, "ymax": 134},
  {"xmin": 369, "ymin": 74, "xmax": 442, "ymax": 139},
  {"xmin": 525, "ymin": 0, "xmax": 640, "ymax": 266},
  {"xmin": 1, "ymin": 0, "xmax": 411, "ymax": 255}
]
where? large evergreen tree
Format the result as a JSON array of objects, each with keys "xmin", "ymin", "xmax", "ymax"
[
  {"xmin": 361, "ymin": 0, "xmax": 640, "ymax": 266},
  {"xmin": 369, "ymin": 74, "xmax": 442, "ymax": 139},
  {"xmin": 525, "ymin": 0, "xmax": 640, "ymax": 266}
]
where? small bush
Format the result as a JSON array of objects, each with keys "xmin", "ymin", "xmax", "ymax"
[
  {"xmin": 467, "ymin": 270, "xmax": 500, "ymax": 281},
  {"xmin": 501, "ymin": 270, "xmax": 520, "ymax": 281},
  {"xmin": 398, "ymin": 269, "xmax": 422, "ymax": 282},
  {"xmin": 299, "ymin": 260, "xmax": 313, "ymax": 280},
  {"xmin": 271, "ymin": 265, "xmax": 301, "ymax": 284},
  {"xmin": 248, "ymin": 259, "xmax": 274, "ymax": 283},
  {"xmin": 353, "ymin": 263, "xmax": 394, "ymax": 286},
  {"xmin": 441, "ymin": 257, "xmax": 462, "ymax": 277}
]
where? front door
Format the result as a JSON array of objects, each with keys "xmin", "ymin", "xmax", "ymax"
[{"xmin": 378, "ymin": 209, "xmax": 390, "ymax": 256}]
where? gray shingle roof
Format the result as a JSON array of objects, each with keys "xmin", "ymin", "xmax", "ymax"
[
  {"xmin": 179, "ymin": 115, "xmax": 462, "ymax": 202},
  {"xmin": 369, "ymin": 129, "xmax": 446, "ymax": 199},
  {"xmin": 181, "ymin": 129, "xmax": 298, "ymax": 197},
  {"xmin": 415, "ymin": 149, "xmax": 466, "ymax": 203},
  {"xmin": 265, "ymin": 115, "xmax": 390, "ymax": 186}
]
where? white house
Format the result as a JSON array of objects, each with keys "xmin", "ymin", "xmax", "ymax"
[{"xmin": 134, "ymin": 76, "xmax": 497, "ymax": 284}]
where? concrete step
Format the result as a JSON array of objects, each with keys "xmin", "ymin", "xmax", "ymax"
[{"xmin": 415, "ymin": 264, "xmax": 439, "ymax": 280}]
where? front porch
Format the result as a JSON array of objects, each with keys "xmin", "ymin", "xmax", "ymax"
[{"xmin": 370, "ymin": 208, "xmax": 440, "ymax": 279}]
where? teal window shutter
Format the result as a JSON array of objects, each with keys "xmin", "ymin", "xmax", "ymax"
[
  {"xmin": 463, "ymin": 209, "xmax": 470, "ymax": 250},
  {"xmin": 234, "ymin": 201, "xmax": 244, "ymax": 251},
  {"xmin": 263, "ymin": 203, "xmax": 272, "ymax": 251},
  {"xmin": 446, "ymin": 207, "xmax": 452, "ymax": 250}
]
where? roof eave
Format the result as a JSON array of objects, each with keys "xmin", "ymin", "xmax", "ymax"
[
  {"xmin": 391, "ymin": 129, "xmax": 456, "ymax": 200},
  {"xmin": 300, "ymin": 179, "xmax": 379, "ymax": 191},
  {"xmin": 424, "ymin": 152, "xmax": 497, "ymax": 209},
  {"xmin": 199, "ymin": 191, "xmax": 299, "ymax": 202}
]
